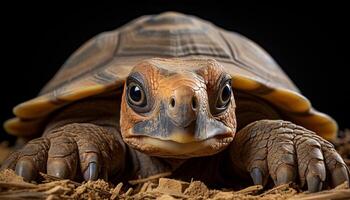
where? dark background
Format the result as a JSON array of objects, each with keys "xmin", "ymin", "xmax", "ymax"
[{"xmin": 1, "ymin": 2, "xmax": 349, "ymax": 142}]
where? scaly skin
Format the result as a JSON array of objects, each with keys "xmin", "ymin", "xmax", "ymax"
[{"xmin": 229, "ymin": 120, "xmax": 349, "ymax": 192}]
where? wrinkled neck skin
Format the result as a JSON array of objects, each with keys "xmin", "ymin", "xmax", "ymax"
[{"xmin": 126, "ymin": 144, "xmax": 245, "ymax": 189}]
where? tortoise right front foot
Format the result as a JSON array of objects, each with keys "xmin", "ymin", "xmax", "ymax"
[{"xmin": 1, "ymin": 123, "xmax": 125, "ymax": 182}]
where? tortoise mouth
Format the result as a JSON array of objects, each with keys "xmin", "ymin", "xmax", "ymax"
[
  {"xmin": 131, "ymin": 112, "xmax": 234, "ymax": 144},
  {"xmin": 123, "ymin": 133, "xmax": 234, "ymax": 158}
]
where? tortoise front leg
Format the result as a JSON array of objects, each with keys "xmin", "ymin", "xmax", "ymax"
[
  {"xmin": 1, "ymin": 96, "xmax": 128, "ymax": 182},
  {"xmin": 1, "ymin": 123, "xmax": 126, "ymax": 182},
  {"xmin": 228, "ymin": 119, "xmax": 349, "ymax": 192}
]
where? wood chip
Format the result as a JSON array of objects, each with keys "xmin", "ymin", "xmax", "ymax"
[
  {"xmin": 125, "ymin": 187, "xmax": 133, "ymax": 196},
  {"xmin": 0, "ymin": 181, "xmax": 37, "ymax": 189},
  {"xmin": 128, "ymin": 172, "xmax": 172, "ymax": 185},
  {"xmin": 184, "ymin": 180, "xmax": 209, "ymax": 198},
  {"xmin": 110, "ymin": 182, "xmax": 123, "ymax": 200},
  {"xmin": 235, "ymin": 184, "xmax": 263, "ymax": 194}
]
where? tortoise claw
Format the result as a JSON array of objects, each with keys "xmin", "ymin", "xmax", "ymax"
[
  {"xmin": 15, "ymin": 159, "xmax": 37, "ymax": 181},
  {"xmin": 250, "ymin": 168, "xmax": 263, "ymax": 185},
  {"xmin": 276, "ymin": 165, "xmax": 295, "ymax": 185},
  {"xmin": 307, "ymin": 175, "xmax": 323, "ymax": 192},
  {"xmin": 47, "ymin": 160, "xmax": 70, "ymax": 179},
  {"xmin": 84, "ymin": 162, "xmax": 99, "ymax": 181},
  {"xmin": 331, "ymin": 166, "xmax": 349, "ymax": 187}
]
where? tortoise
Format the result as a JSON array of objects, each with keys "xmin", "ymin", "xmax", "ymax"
[{"xmin": 1, "ymin": 12, "xmax": 348, "ymax": 192}]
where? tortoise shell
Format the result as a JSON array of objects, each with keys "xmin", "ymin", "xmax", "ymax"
[{"xmin": 5, "ymin": 12, "xmax": 337, "ymax": 140}]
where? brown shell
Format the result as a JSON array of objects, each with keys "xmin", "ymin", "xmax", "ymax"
[{"xmin": 5, "ymin": 12, "xmax": 337, "ymax": 140}]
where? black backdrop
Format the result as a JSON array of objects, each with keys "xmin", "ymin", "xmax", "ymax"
[{"xmin": 1, "ymin": 1, "xmax": 349, "ymax": 142}]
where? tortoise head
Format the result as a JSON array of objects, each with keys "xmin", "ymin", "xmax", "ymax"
[{"xmin": 120, "ymin": 58, "xmax": 236, "ymax": 158}]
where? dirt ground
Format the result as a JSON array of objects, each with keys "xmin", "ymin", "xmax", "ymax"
[{"xmin": 0, "ymin": 129, "xmax": 350, "ymax": 200}]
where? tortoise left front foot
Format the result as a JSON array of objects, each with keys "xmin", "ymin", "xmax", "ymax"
[{"xmin": 229, "ymin": 120, "xmax": 349, "ymax": 192}]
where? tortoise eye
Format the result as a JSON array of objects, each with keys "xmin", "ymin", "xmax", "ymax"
[
  {"xmin": 216, "ymin": 80, "xmax": 232, "ymax": 109},
  {"xmin": 128, "ymin": 82, "xmax": 146, "ymax": 107}
]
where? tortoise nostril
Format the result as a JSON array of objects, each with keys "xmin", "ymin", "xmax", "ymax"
[
  {"xmin": 191, "ymin": 96, "xmax": 197, "ymax": 110},
  {"xmin": 170, "ymin": 97, "xmax": 175, "ymax": 108}
]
